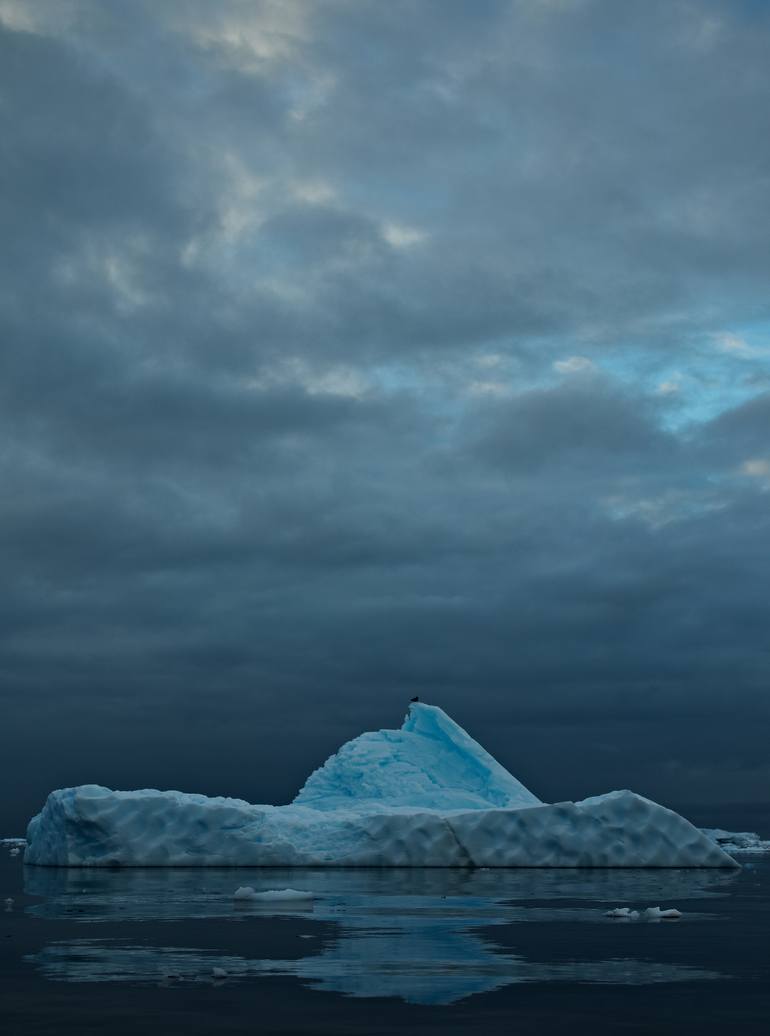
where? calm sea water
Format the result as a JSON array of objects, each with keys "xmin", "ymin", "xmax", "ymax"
[{"xmin": 2, "ymin": 847, "xmax": 769, "ymax": 1034}]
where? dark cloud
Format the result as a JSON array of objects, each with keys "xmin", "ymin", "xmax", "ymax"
[
  {"xmin": 470, "ymin": 373, "xmax": 673, "ymax": 471},
  {"xmin": 1, "ymin": 1, "xmax": 770, "ymax": 835}
]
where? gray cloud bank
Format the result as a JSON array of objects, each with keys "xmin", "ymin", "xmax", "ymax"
[{"xmin": 1, "ymin": 1, "xmax": 769, "ymax": 833}]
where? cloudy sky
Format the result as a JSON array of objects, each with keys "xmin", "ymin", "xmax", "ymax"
[{"xmin": 2, "ymin": 0, "xmax": 770, "ymax": 834}]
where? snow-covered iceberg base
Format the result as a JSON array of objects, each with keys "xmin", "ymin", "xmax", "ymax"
[
  {"xmin": 25, "ymin": 786, "xmax": 734, "ymax": 867},
  {"xmin": 24, "ymin": 703, "xmax": 737, "ymax": 868}
]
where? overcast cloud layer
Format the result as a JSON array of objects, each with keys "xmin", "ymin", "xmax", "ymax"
[{"xmin": 2, "ymin": 0, "xmax": 770, "ymax": 833}]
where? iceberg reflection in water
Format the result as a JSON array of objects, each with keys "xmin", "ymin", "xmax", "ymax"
[{"xmin": 25, "ymin": 867, "xmax": 735, "ymax": 1004}]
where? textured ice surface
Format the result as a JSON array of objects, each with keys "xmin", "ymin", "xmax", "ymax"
[
  {"xmin": 294, "ymin": 700, "xmax": 541, "ymax": 811},
  {"xmin": 24, "ymin": 703, "xmax": 737, "ymax": 868}
]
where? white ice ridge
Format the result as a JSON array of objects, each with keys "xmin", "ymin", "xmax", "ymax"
[{"xmin": 24, "ymin": 702, "xmax": 737, "ymax": 868}]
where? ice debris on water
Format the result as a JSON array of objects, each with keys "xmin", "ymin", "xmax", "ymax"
[
  {"xmin": 212, "ymin": 967, "xmax": 227, "ymax": 978},
  {"xmin": 4, "ymin": 897, "xmax": 14, "ymax": 911},
  {"xmin": 643, "ymin": 906, "xmax": 682, "ymax": 920},
  {"xmin": 2, "ymin": 838, "xmax": 25, "ymax": 857},
  {"xmin": 233, "ymin": 887, "xmax": 314, "ymax": 903},
  {"xmin": 605, "ymin": 905, "xmax": 682, "ymax": 921}
]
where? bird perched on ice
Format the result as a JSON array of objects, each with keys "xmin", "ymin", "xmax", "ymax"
[{"xmin": 410, "ymin": 695, "xmax": 419, "ymax": 702}]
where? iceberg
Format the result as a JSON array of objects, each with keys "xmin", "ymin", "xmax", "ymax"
[
  {"xmin": 232, "ymin": 887, "xmax": 314, "ymax": 903},
  {"xmin": 700, "ymin": 828, "xmax": 770, "ymax": 853},
  {"xmin": 24, "ymin": 702, "xmax": 736, "ymax": 867}
]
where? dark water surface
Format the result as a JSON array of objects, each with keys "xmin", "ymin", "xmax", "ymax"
[{"xmin": 2, "ymin": 849, "xmax": 769, "ymax": 1034}]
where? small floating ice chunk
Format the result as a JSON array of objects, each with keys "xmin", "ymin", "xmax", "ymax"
[
  {"xmin": 253, "ymin": 888, "xmax": 313, "ymax": 903},
  {"xmin": 233, "ymin": 886, "xmax": 314, "ymax": 903},
  {"xmin": 606, "ymin": 905, "xmax": 681, "ymax": 921},
  {"xmin": 4, "ymin": 897, "xmax": 13, "ymax": 910},
  {"xmin": 605, "ymin": 907, "xmax": 640, "ymax": 920},
  {"xmin": 643, "ymin": 906, "xmax": 682, "ymax": 920},
  {"xmin": 605, "ymin": 907, "xmax": 639, "ymax": 918},
  {"xmin": 9, "ymin": 847, "xmax": 20, "ymax": 856},
  {"xmin": 212, "ymin": 967, "xmax": 227, "ymax": 978}
]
